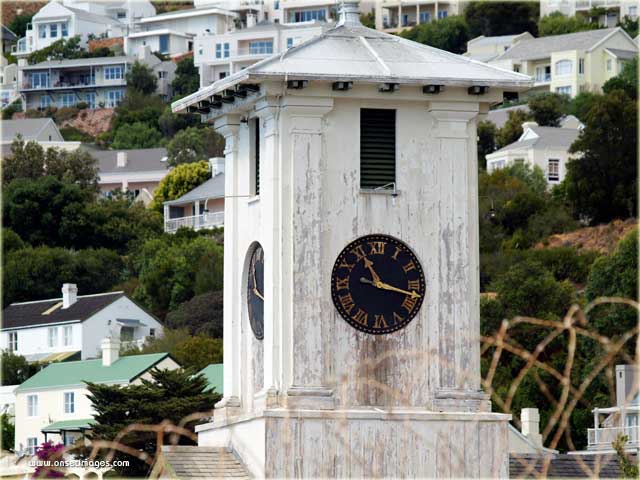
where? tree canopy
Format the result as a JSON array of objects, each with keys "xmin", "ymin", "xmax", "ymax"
[
  {"xmin": 528, "ymin": 93, "xmax": 570, "ymax": 127},
  {"xmin": 496, "ymin": 109, "xmax": 531, "ymax": 148},
  {"xmin": 171, "ymin": 57, "xmax": 200, "ymax": 98},
  {"xmin": 564, "ymin": 90, "xmax": 637, "ymax": 223},
  {"xmin": 112, "ymin": 121, "xmax": 163, "ymax": 149},
  {"xmin": 537, "ymin": 11, "xmax": 600, "ymax": 36},
  {"xmin": 126, "ymin": 61, "xmax": 158, "ymax": 96},
  {"xmin": 2, "ymin": 137, "xmax": 99, "ymax": 188},
  {"xmin": 465, "ymin": 1, "xmax": 539, "ymax": 37},
  {"xmin": 150, "ymin": 161, "xmax": 211, "ymax": 211},
  {"xmin": 166, "ymin": 127, "xmax": 225, "ymax": 166},
  {"xmin": 86, "ymin": 368, "xmax": 220, "ymax": 477},
  {"xmin": 399, "ymin": 15, "xmax": 469, "ymax": 54}
]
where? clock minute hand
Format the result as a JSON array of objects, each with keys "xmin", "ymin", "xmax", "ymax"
[
  {"xmin": 252, "ymin": 264, "xmax": 264, "ymax": 300},
  {"xmin": 375, "ymin": 281, "xmax": 422, "ymax": 298},
  {"xmin": 363, "ymin": 258, "xmax": 382, "ymax": 284}
]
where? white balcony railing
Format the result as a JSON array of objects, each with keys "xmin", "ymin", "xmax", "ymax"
[
  {"xmin": 12, "ymin": 38, "xmax": 30, "ymax": 54},
  {"xmin": 236, "ymin": 46, "xmax": 274, "ymax": 56},
  {"xmin": 587, "ymin": 426, "xmax": 640, "ymax": 448},
  {"xmin": 164, "ymin": 211, "xmax": 224, "ymax": 233}
]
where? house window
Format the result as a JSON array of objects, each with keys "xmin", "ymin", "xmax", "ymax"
[
  {"xmin": 63, "ymin": 325, "xmax": 73, "ymax": 346},
  {"xmin": 64, "ymin": 392, "xmax": 75, "ymax": 414},
  {"xmin": 104, "ymin": 66, "xmax": 124, "ymax": 80},
  {"xmin": 290, "ymin": 9, "xmax": 325, "ymax": 22},
  {"xmin": 513, "ymin": 65, "xmax": 520, "ymax": 73},
  {"xmin": 630, "ymin": 6, "xmax": 637, "ymax": 18},
  {"xmin": 419, "ymin": 11, "xmax": 430, "ymax": 23},
  {"xmin": 50, "ymin": 23, "xmax": 57, "ymax": 38},
  {"xmin": 198, "ymin": 45, "xmax": 203, "ymax": 55},
  {"xmin": 555, "ymin": 59, "xmax": 572, "ymax": 75},
  {"xmin": 158, "ymin": 71, "xmax": 167, "ymax": 79},
  {"xmin": 8, "ymin": 331, "xmax": 17, "ymax": 352},
  {"xmin": 514, "ymin": 158, "xmax": 525, "ymax": 165},
  {"xmin": 401, "ymin": 14, "xmax": 409, "ymax": 26},
  {"xmin": 61, "ymin": 22, "xmax": 68, "ymax": 37},
  {"xmin": 149, "ymin": 328, "xmax": 156, "ymax": 338},
  {"xmin": 287, "ymin": 37, "xmax": 293, "ymax": 48},
  {"xmin": 159, "ymin": 34, "xmax": 169, "ymax": 53},
  {"xmin": 215, "ymin": 43, "xmax": 222, "ymax": 58},
  {"xmin": 224, "ymin": 42, "xmax": 230, "ymax": 58},
  {"xmin": 437, "ymin": 10, "xmax": 448, "ymax": 19},
  {"xmin": 48, "ymin": 327, "xmax": 58, "ymax": 347},
  {"xmin": 253, "ymin": 118, "xmax": 260, "ymax": 195},
  {"xmin": 360, "ymin": 108, "xmax": 396, "ymax": 189},
  {"xmin": 85, "ymin": 92, "xmax": 96, "ymax": 109},
  {"xmin": 39, "ymin": 96, "xmax": 51, "ymax": 109},
  {"xmin": 60, "ymin": 93, "xmax": 75, "ymax": 108},
  {"xmin": 39, "ymin": 25, "xmax": 46, "ymax": 38},
  {"xmin": 27, "ymin": 395, "xmax": 38, "ymax": 417},
  {"xmin": 606, "ymin": 59, "xmax": 612, "ymax": 71},
  {"xmin": 578, "ymin": 58, "xmax": 585, "ymax": 74},
  {"xmin": 219, "ymin": 72, "xmax": 227, "ymax": 79},
  {"xmin": 27, "ymin": 438, "xmax": 38, "ymax": 455},
  {"xmin": 535, "ymin": 65, "xmax": 551, "ymax": 82},
  {"xmin": 106, "ymin": 89, "xmax": 124, "ymax": 107},
  {"xmin": 548, "ymin": 159, "xmax": 560, "ymax": 181},
  {"xmin": 556, "ymin": 86, "xmax": 572, "ymax": 95},
  {"xmin": 120, "ymin": 326, "xmax": 134, "ymax": 342},
  {"xmin": 32, "ymin": 72, "xmax": 50, "ymax": 89},
  {"xmin": 249, "ymin": 40, "xmax": 273, "ymax": 55},
  {"xmin": 274, "ymin": 0, "xmax": 280, "ymax": 8}
]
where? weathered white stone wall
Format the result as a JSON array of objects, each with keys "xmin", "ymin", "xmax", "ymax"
[{"xmin": 265, "ymin": 410, "xmax": 510, "ymax": 478}]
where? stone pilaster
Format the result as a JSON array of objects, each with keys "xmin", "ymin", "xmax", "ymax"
[
  {"xmin": 427, "ymin": 103, "xmax": 490, "ymax": 412},
  {"xmin": 214, "ymin": 114, "xmax": 242, "ymax": 414},
  {"xmin": 281, "ymin": 97, "xmax": 335, "ymax": 410}
]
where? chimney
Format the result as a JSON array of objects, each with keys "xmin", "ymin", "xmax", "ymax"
[
  {"xmin": 246, "ymin": 12, "xmax": 257, "ymax": 28},
  {"xmin": 61, "ymin": 283, "xmax": 78, "ymax": 309},
  {"xmin": 521, "ymin": 408, "xmax": 543, "ymax": 447},
  {"xmin": 117, "ymin": 151, "xmax": 128, "ymax": 168},
  {"xmin": 101, "ymin": 337, "xmax": 120, "ymax": 366},
  {"xmin": 522, "ymin": 121, "xmax": 538, "ymax": 130},
  {"xmin": 209, "ymin": 157, "xmax": 225, "ymax": 176},
  {"xmin": 338, "ymin": 1, "xmax": 361, "ymax": 27},
  {"xmin": 616, "ymin": 364, "xmax": 639, "ymax": 407}
]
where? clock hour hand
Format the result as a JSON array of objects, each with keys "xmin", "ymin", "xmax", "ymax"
[
  {"xmin": 252, "ymin": 264, "xmax": 264, "ymax": 301},
  {"xmin": 363, "ymin": 258, "xmax": 382, "ymax": 284}
]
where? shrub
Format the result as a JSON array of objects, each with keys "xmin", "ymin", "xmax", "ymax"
[
  {"xmin": 165, "ymin": 290, "xmax": 223, "ymax": 338},
  {"xmin": 53, "ymin": 107, "xmax": 79, "ymax": 124}
]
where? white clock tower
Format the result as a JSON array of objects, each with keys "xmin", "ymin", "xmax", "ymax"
[{"xmin": 172, "ymin": 2, "xmax": 531, "ymax": 477}]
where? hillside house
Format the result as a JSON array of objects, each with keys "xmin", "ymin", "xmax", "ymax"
[
  {"xmin": 1, "ymin": 283, "xmax": 164, "ymax": 362},
  {"xmin": 375, "ymin": 0, "xmax": 464, "ymax": 33},
  {"xmin": 13, "ymin": 343, "xmax": 179, "ymax": 454},
  {"xmin": 465, "ymin": 32, "xmax": 534, "ymax": 63},
  {"xmin": 486, "ymin": 120, "xmax": 582, "ymax": 185},
  {"xmin": 489, "ymin": 27, "xmax": 638, "ymax": 97},
  {"xmin": 0, "ymin": 118, "xmax": 80, "ymax": 156},
  {"xmin": 541, "ymin": 0, "xmax": 638, "ymax": 28}
]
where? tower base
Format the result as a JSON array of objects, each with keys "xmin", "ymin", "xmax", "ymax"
[{"xmin": 197, "ymin": 408, "xmax": 511, "ymax": 478}]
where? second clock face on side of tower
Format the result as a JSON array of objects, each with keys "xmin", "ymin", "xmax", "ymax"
[
  {"xmin": 331, "ymin": 234, "xmax": 426, "ymax": 335},
  {"xmin": 247, "ymin": 244, "xmax": 264, "ymax": 340}
]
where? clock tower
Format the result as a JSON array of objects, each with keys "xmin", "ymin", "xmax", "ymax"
[{"xmin": 172, "ymin": 2, "xmax": 531, "ymax": 477}]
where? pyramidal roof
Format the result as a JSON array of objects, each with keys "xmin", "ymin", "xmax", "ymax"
[{"xmin": 172, "ymin": 3, "xmax": 532, "ymax": 113}]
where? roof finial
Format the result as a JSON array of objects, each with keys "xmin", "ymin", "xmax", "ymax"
[{"xmin": 337, "ymin": 1, "xmax": 361, "ymax": 27}]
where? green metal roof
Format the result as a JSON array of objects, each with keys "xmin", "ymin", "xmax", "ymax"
[
  {"xmin": 17, "ymin": 353, "xmax": 170, "ymax": 392},
  {"xmin": 42, "ymin": 418, "xmax": 96, "ymax": 433},
  {"xmin": 197, "ymin": 363, "xmax": 223, "ymax": 394}
]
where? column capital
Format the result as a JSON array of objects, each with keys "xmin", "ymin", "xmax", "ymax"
[
  {"xmin": 427, "ymin": 104, "xmax": 479, "ymax": 139},
  {"xmin": 214, "ymin": 114, "xmax": 241, "ymax": 139}
]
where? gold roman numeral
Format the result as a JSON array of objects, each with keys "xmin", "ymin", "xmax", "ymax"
[
  {"xmin": 391, "ymin": 246, "xmax": 402, "ymax": 260},
  {"xmin": 392, "ymin": 312, "xmax": 404, "ymax": 325},
  {"xmin": 401, "ymin": 295, "xmax": 418, "ymax": 312},
  {"xmin": 373, "ymin": 314, "xmax": 388, "ymax": 329},
  {"xmin": 402, "ymin": 261, "xmax": 416, "ymax": 273},
  {"xmin": 350, "ymin": 245, "xmax": 367, "ymax": 262},
  {"xmin": 352, "ymin": 308, "xmax": 369, "ymax": 326},
  {"xmin": 368, "ymin": 241, "xmax": 386, "ymax": 255},
  {"xmin": 335, "ymin": 277, "xmax": 350, "ymax": 291},
  {"xmin": 339, "ymin": 261, "xmax": 355, "ymax": 273},
  {"xmin": 407, "ymin": 279, "xmax": 420, "ymax": 292},
  {"xmin": 339, "ymin": 293, "xmax": 356, "ymax": 315}
]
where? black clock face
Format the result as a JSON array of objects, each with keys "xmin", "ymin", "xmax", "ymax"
[
  {"xmin": 247, "ymin": 244, "xmax": 264, "ymax": 340},
  {"xmin": 331, "ymin": 234, "xmax": 426, "ymax": 335}
]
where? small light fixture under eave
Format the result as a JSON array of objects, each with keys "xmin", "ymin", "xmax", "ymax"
[
  {"xmin": 232, "ymin": 88, "xmax": 247, "ymax": 98},
  {"xmin": 222, "ymin": 90, "xmax": 235, "ymax": 103},
  {"xmin": 468, "ymin": 85, "xmax": 489, "ymax": 95},
  {"xmin": 423, "ymin": 84, "xmax": 443, "ymax": 94},
  {"xmin": 287, "ymin": 79, "xmax": 308, "ymax": 89},
  {"xmin": 379, "ymin": 83, "xmax": 399, "ymax": 93},
  {"xmin": 240, "ymin": 84, "xmax": 260, "ymax": 93},
  {"xmin": 186, "ymin": 105, "xmax": 198, "ymax": 114},
  {"xmin": 333, "ymin": 81, "xmax": 353, "ymax": 91}
]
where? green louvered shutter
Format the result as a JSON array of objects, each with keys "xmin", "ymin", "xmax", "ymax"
[{"xmin": 360, "ymin": 108, "xmax": 396, "ymax": 189}]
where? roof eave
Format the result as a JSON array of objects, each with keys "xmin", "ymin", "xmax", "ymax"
[{"xmin": 172, "ymin": 72, "xmax": 533, "ymax": 114}]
